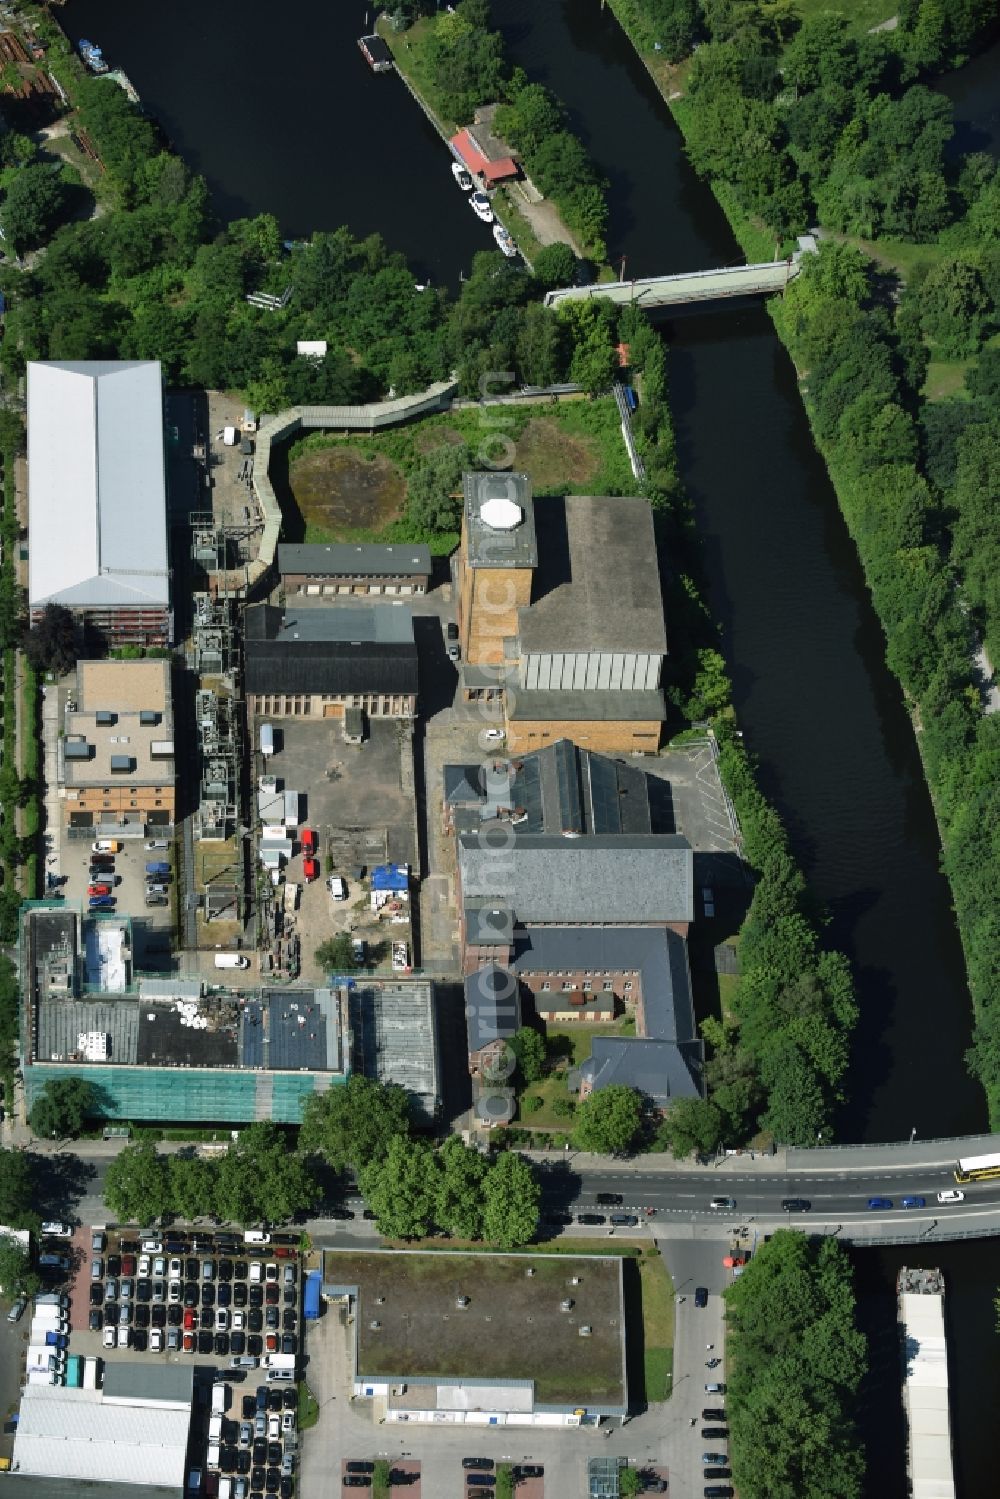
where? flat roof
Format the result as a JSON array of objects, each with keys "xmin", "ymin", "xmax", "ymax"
[
  {"xmin": 27, "ymin": 361, "xmax": 169, "ymax": 612},
  {"xmin": 348, "ymin": 981, "xmax": 439, "ymax": 1122},
  {"xmin": 517, "ymin": 496, "xmax": 666, "ymax": 656},
  {"xmin": 505, "ymin": 687, "xmax": 666, "ymax": 723},
  {"xmin": 247, "ymin": 602, "xmax": 414, "ymax": 645},
  {"xmin": 463, "ymin": 472, "xmax": 537, "ymax": 569},
  {"xmin": 324, "ymin": 1249, "xmax": 625, "ymax": 1408},
  {"xmin": 242, "ymin": 990, "xmax": 342, "ymax": 1073},
  {"xmin": 11, "ymin": 1381, "xmax": 190, "ymax": 1488},
  {"xmin": 278, "ymin": 542, "xmax": 431, "ymax": 576}
]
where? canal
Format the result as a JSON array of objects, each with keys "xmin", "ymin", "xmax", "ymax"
[{"xmin": 62, "ymin": 0, "xmax": 998, "ymax": 1491}]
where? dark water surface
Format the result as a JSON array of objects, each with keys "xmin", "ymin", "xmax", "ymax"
[
  {"xmin": 61, "ymin": 1, "xmax": 998, "ymax": 1491},
  {"xmin": 936, "ymin": 34, "xmax": 1000, "ymax": 158},
  {"xmin": 64, "ymin": 0, "xmax": 486, "ymax": 286}
]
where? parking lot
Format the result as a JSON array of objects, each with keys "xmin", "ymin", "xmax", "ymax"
[
  {"xmin": 55, "ymin": 832, "xmax": 175, "ymax": 965},
  {"xmin": 44, "ymin": 1224, "xmax": 307, "ymax": 1495},
  {"xmin": 257, "ymin": 717, "xmax": 416, "ymax": 984}
]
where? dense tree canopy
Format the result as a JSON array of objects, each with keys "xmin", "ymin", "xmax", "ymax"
[
  {"xmin": 299, "ymin": 1075, "xmax": 411, "ymax": 1172},
  {"xmin": 572, "ymin": 1085, "xmax": 644, "ymax": 1155},
  {"xmin": 724, "ymin": 1232, "xmax": 866, "ymax": 1499},
  {"xmin": 28, "ymin": 1077, "xmax": 96, "ymax": 1140}
]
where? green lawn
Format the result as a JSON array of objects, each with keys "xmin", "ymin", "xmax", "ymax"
[
  {"xmin": 790, "ymin": 0, "xmax": 897, "ymax": 31},
  {"xmin": 923, "ymin": 359, "xmax": 973, "ymax": 402},
  {"xmin": 639, "ymin": 1250, "xmax": 675, "ymax": 1403}
]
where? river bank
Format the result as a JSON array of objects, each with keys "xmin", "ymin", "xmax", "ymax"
[{"xmin": 606, "ymin": 0, "xmax": 991, "ymax": 1122}]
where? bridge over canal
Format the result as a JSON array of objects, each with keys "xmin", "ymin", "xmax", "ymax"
[{"xmin": 544, "ymin": 257, "xmax": 801, "ymax": 310}]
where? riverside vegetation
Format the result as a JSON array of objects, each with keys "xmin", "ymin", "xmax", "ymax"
[{"xmin": 611, "ymin": 0, "xmax": 1000, "ymax": 1124}]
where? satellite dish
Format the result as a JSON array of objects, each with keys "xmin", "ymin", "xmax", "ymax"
[{"xmin": 480, "ymin": 497, "xmax": 522, "ymax": 531}]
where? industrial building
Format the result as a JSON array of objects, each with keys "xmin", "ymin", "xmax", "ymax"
[
  {"xmin": 9, "ymin": 1362, "xmax": 193, "ymax": 1496},
  {"xmin": 58, "ymin": 659, "xmax": 175, "ymax": 833},
  {"xmin": 322, "ymin": 1248, "xmax": 628, "ymax": 1427},
  {"xmin": 278, "ymin": 541, "xmax": 431, "ymax": 595},
  {"xmin": 244, "ymin": 602, "xmax": 418, "ymax": 720},
  {"xmin": 19, "ymin": 903, "xmax": 349, "ymax": 1123},
  {"xmin": 455, "ymin": 474, "xmax": 668, "ymax": 753},
  {"xmin": 446, "ymin": 742, "xmax": 702, "ymax": 1105},
  {"xmin": 348, "ymin": 978, "xmax": 441, "ymax": 1122},
  {"xmin": 27, "ymin": 361, "xmax": 170, "ymax": 647}
]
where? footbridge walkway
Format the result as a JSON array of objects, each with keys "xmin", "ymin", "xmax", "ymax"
[
  {"xmin": 544, "ymin": 257, "xmax": 800, "ymax": 310},
  {"xmin": 247, "ymin": 379, "xmax": 458, "ymax": 593}
]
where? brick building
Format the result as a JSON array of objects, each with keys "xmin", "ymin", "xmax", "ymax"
[
  {"xmin": 59, "ymin": 659, "xmax": 175, "ymax": 833},
  {"xmin": 244, "ymin": 603, "xmax": 418, "ymax": 720},
  {"xmin": 27, "ymin": 361, "xmax": 170, "ymax": 647},
  {"xmin": 447, "ymin": 741, "xmax": 702, "ymax": 1105},
  {"xmin": 454, "ymin": 474, "xmax": 668, "ymax": 753},
  {"xmin": 277, "ymin": 542, "xmax": 431, "ymax": 596}
]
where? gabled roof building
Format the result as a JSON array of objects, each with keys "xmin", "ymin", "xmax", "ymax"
[
  {"xmin": 27, "ymin": 360, "xmax": 170, "ymax": 646},
  {"xmin": 244, "ymin": 603, "xmax": 417, "ymax": 719}
]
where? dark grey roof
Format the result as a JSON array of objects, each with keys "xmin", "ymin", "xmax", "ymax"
[
  {"xmin": 517, "ymin": 495, "xmax": 666, "ymax": 656},
  {"xmin": 463, "ymin": 471, "xmax": 537, "ymax": 568},
  {"xmin": 102, "ymin": 1361, "xmax": 193, "ymax": 1404},
  {"xmin": 464, "ymin": 964, "xmax": 522, "ymax": 1052},
  {"xmin": 278, "ymin": 542, "xmax": 431, "ymax": 577},
  {"xmin": 444, "ymin": 742, "xmax": 665, "ymax": 835},
  {"xmin": 458, "ymin": 831, "xmax": 693, "ymax": 924},
  {"xmin": 244, "ymin": 604, "xmax": 417, "ymax": 697},
  {"xmin": 241, "ymin": 990, "xmax": 340, "ymax": 1072},
  {"xmin": 464, "ymin": 901, "xmax": 514, "ymax": 946},
  {"xmin": 247, "ymin": 602, "xmax": 413, "ymax": 644},
  {"xmin": 511, "ymin": 926, "xmax": 695, "ymax": 1043},
  {"xmin": 578, "ymin": 1037, "xmax": 702, "ymax": 1104},
  {"xmin": 505, "ymin": 688, "xmax": 666, "ymax": 722},
  {"xmin": 38, "ymin": 1000, "xmax": 140, "ymax": 1065},
  {"xmin": 349, "ymin": 980, "xmax": 440, "ymax": 1122},
  {"xmin": 136, "ymin": 1002, "xmax": 238, "ymax": 1069}
]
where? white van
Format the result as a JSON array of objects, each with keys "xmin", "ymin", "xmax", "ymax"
[
  {"xmin": 208, "ymin": 1414, "xmax": 223, "ymax": 1444},
  {"xmin": 215, "ymin": 953, "xmax": 250, "ymax": 970},
  {"xmin": 259, "ymin": 724, "xmax": 275, "ymax": 758},
  {"xmin": 211, "ymin": 1382, "xmax": 228, "ymax": 1413},
  {"xmin": 207, "ymin": 1443, "xmax": 221, "ymax": 1471},
  {"xmin": 266, "ymin": 1368, "xmax": 294, "ymax": 1383},
  {"xmin": 262, "ymin": 1353, "xmax": 295, "ymax": 1370},
  {"xmin": 243, "ymin": 1230, "xmax": 270, "ymax": 1246}
]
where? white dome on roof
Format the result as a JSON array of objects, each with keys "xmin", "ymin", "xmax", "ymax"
[{"xmin": 480, "ymin": 496, "xmax": 523, "ymax": 531}]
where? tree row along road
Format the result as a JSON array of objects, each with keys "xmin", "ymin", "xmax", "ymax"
[{"xmin": 56, "ymin": 1142, "xmax": 1000, "ymax": 1245}]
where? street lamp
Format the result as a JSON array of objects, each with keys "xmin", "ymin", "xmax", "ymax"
[{"xmin": 910, "ymin": 1127, "xmax": 917, "ymax": 1144}]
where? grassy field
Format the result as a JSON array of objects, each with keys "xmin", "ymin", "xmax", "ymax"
[
  {"xmin": 284, "ymin": 396, "xmax": 637, "ymax": 548},
  {"xmin": 923, "ymin": 358, "xmax": 974, "ymax": 402},
  {"xmin": 791, "ymin": 0, "xmax": 897, "ymax": 30},
  {"xmin": 328, "ymin": 1249, "xmax": 626, "ymax": 1405},
  {"xmin": 639, "ymin": 1250, "xmax": 675, "ymax": 1402}
]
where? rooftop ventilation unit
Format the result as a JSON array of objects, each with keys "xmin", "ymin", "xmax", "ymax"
[
  {"xmin": 139, "ymin": 710, "xmax": 160, "ymax": 725},
  {"xmin": 110, "ymin": 755, "xmax": 134, "ymax": 773},
  {"xmin": 95, "ymin": 711, "xmax": 116, "ymax": 726}
]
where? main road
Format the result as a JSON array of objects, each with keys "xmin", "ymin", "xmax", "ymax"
[{"xmin": 34, "ymin": 1131, "xmax": 1000, "ymax": 1246}]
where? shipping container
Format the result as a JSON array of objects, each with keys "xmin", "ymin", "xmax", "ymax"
[{"xmin": 303, "ymin": 1270, "xmax": 322, "ymax": 1321}]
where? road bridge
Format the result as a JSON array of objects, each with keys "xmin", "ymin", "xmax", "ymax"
[{"xmin": 544, "ymin": 257, "xmax": 800, "ymax": 310}]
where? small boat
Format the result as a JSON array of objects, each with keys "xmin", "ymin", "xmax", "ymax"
[
  {"xmin": 451, "ymin": 160, "xmax": 474, "ymax": 191},
  {"xmin": 470, "ymin": 191, "xmax": 494, "ymax": 224},
  {"xmin": 493, "ymin": 223, "xmax": 518, "ymax": 258}
]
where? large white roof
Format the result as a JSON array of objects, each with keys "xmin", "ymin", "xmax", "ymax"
[
  {"xmin": 27, "ymin": 361, "xmax": 169, "ymax": 612},
  {"xmin": 12, "ymin": 1383, "xmax": 190, "ymax": 1487}
]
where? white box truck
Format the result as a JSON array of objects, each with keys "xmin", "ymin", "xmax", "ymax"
[
  {"xmin": 214, "ymin": 953, "xmax": 250, "ymax": 970},
  {"xmin": 259, "ymin": 724, "xmax": 275, "ymax": 758},
  {"xmin": 83, "ymin": 1356, "xmax": 99, "ymax": 1390},
  {"xmin": 262, "ymin": 1353, "xmax": 296, "ymax": 1370},
  {"xmin": 283, "ymin": 791, "xmax": 299, "ymax": 829}
]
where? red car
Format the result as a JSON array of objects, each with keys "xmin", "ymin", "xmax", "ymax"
[
  {"xmin": 182, "ymin": 1331, "xmax": 194, "ymax": 1353},
  {"xmin": 302, "ymin": 858, "xmax": 319, "ymax": 883},
  {"xmin": 88, "ymin": 884, "xmax": 111, "ymax": 897},
  {"xmin": 121, "ymin": 1254, "xmax": 136, "ymax": 1277},
  {"xmin": 301, "ymin": 828, "xmax": 317, "ymax": 854},
  {"xmin": 183, "ymin": 1308, "xmax": 196, "ymax": 1330}
]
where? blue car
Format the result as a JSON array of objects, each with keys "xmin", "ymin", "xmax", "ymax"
[
  {"xmin": 88, "ymin": 896, "xmax": 115, "ymax": 910},
  {"xmin": 867, "ymin": 1197, "xmax": 893, "ymax": 1210},
  {"xmin": 900, "ymin": 1196, "xmax": 926, "ymax": 1209}
]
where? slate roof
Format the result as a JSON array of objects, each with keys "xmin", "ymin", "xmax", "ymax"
[
  {"xmin": 464, "ymin": 964, "xmax": 522, "ymax": 1053},
  {"xmin": 444, "ymin": 741, "xmax": 670, "ymax": 835},
  {"xmin": 511, "ymin": 926, "xmax": 696, "ymax": 1043},
  {"xmin": 244, "ymin": 603, "xmax": 417, "ymax": 697},
  {"xmin": 578, "ymin": 1037, "xmax": 702, "ymax": 1104},
  {"xmin": 458, "ymin": 831, "xmax": 693, "ymax": 924},
  {"xmin": 517, "ymin": 495, "xmax": 666, "ymax": 656},
  {"xmin": 27, "ymin": 361, "xmax": 169, "ymax": 612},
  {"xmin": 278, "ymin": 542, "xmax": 431, "ymax": 577}
]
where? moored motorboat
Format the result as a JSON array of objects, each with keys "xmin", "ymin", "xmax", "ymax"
[
  {"xmin": 493, "ymin": 223, "xmax": 517, "ymax": 258},
  {"xmin": 470, "ymin": 191, "xmax": 494, "ymax": 224},
  {"xmin": 451, "ymin": 160, "xmax": 474, "ymax": 191}
]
